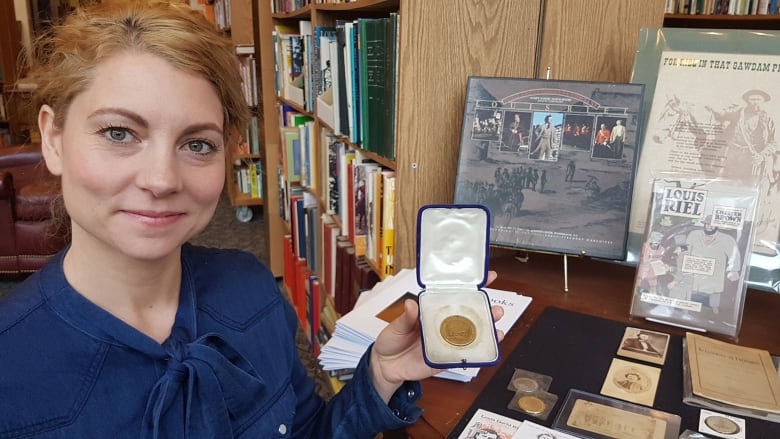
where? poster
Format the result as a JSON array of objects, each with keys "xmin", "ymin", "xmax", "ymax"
[
  {"xmin": 454, "ymin": 77, "xmax": 645, "ymax": 260},
  {"xmin": 629, "ymin": 28, "xmax": 780, "ymax": 292}
]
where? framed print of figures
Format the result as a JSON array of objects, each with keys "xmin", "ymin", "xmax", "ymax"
[
  {"xmin": 628, "ymin": 28, "xmax": 780, "ymax": 293},
  {"xmin": 454, "ymin": 76, "xmax": 645, "ymax": 260}
]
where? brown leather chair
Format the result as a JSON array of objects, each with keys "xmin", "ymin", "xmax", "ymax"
[{"xmin": 0, "ymin": 144, "xmax": 68, "ymax": 277}]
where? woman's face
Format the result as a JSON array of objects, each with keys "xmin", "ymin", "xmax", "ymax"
[{"xmin": 40, "ymin": 51, "xmax": 225, "ymax": 262}]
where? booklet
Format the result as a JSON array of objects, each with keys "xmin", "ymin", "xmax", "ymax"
[
  {"xmin": 629, "ymin": 176, "xmax": 759, "ymax": 337},
  {"xmin": 682, "ymin": 332, "xmax": 780, "ymax": 422},
  {"xmin": 456, "ymin": 409, "xmax": 523, "ymax": 439}
]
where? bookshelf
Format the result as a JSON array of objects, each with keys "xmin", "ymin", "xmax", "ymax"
[
  {"xmin": 257, "ymin": 0, "xmax": 667, "ymax": 282},
  {"xmin": 664, "ymin": 13, "xmax": 780, "ymax": 29},
  {"xmin": 218, "ymin": 0, "xmax": 264, "ymax": 222}
]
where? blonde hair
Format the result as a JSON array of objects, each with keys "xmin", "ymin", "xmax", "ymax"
[{"xmin": 28, "ymin": 0, "xmax": 250, "ymax": 140}]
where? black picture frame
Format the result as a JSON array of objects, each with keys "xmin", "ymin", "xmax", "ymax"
[{"xmin": 454, "ymin": 76, "xmax": 645, "ymax": 260}]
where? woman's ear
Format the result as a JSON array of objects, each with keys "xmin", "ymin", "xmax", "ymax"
[{"xmin": 38, "ymin": 104, "xmax": 63, "ymax": 176}]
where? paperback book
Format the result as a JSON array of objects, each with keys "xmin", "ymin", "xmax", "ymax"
[
  {"xmin": 629, "ymin": 176, "xmax": 759, "ymax": 337},
  {"xmin": 682, "ymin": 333, "xmax": 780, "ymax": 423},
  {"xmin": 453, "ymin": 76, "xmax": 645, "ymax": 260}
]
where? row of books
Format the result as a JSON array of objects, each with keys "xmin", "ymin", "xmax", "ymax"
[
  {"xmin": 232, "ymin": 114, "xmax": 261, "ymax": 156},
  {"xmin": 276, "ymin": 104, "xmax": 397, "ymax": 277},
  {"xmin": 281, "ymin": 208, "xmax": 383, "ymax": 356},
  {"xmin": 666, "ymin": 0, "xmax": 780, "ymax": 14},
  {"xmin": 270, "ymin": 0, "xmax": 311, "ymax": 15},
  {"xmin": 270, "ymin": 0, "xmax": 361, "ymax": 15},
  {"xmin": 232, "ymin": 159, "xmax": 263, "ymax": 199},
  {"xmin": 199, "ymin": 0, "xmax": 232, "ymax": 32},
  {"xmin": 271, "ymin": 15, "xmax": 399, "ymax": 160},
  {"xmin": 277, "ymin": 139, "xmax": 396, "ymax": 285},
  {"xmin": 235, "ymin": 45, "xmax": 259, "ymax": 108}
]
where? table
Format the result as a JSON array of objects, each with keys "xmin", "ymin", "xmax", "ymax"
[{"xmin": 402, "ymin": 251, "xmax": 780, "ymax": 438}]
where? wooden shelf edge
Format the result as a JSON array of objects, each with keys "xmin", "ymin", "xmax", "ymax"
[
  {"xmin": 274, "ymin": 0, "xmax": 398, "ymax": 16},
  {"xmin": 228, "ymin": 191, "xmax": 264, "ymax": 207}
]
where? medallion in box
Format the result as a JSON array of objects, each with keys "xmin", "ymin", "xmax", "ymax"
[{"xmin": 416, "ymin": 204, "xmax": 500, "ymax": 368}]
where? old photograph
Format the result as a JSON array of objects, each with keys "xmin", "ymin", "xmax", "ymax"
[
  {"xmin": 617, "ymin": 327, "xmax": 670, "ymax": 365},
  {"xmin": 600, "ymin": 358, "xmax": 661, "ymax": 406}
]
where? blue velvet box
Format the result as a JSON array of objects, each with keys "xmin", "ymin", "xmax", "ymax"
[{"xmin": 416, "ymin": 204, "xmax": 500, "ymax": 369}]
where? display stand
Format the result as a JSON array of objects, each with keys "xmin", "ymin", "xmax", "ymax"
[{"xmin": 510, "ymin": 66, "xmax": 574, "ymax": 293}]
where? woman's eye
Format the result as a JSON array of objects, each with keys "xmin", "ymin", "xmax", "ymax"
[
  {"xmin": 186, "ymin": 140, "xmax": 215, "ymax": 155},
  {"xmin": 100, "ymin": 127, "xmax": 133, "ymax": 143}
]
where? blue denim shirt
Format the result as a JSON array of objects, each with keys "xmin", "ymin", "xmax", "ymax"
[{"xmin": 0, "ymin": 245, "xmax": 422, "ymax": 438}]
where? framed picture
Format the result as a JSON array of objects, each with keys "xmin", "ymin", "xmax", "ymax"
[
  {"xmin": 628, "ymin": 28, "xmax": 780, "ymax": 293},
  {"xmin": 552, "ymin": 389, "xmax": 681, "ymax": 439},
  {"xmin": 453, "ymin": 77, "xmax": 646, "ymax": 260}
]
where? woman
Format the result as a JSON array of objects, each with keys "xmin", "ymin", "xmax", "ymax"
[{"xmin": 0, "ymin": 1, "xmax": 502, "ymax": 437}]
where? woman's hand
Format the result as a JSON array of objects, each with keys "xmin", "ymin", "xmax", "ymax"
[{"xmin": 368, "ymin": 271, "xmax": 504, "ymax": 403}]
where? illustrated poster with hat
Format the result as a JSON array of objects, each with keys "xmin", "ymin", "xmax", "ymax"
[
  {"xmin": 627, "ymin": 28, "xmax": 780, "ymax": 293},
  {"xmin": 629, "ymin": 176, "xmax": 759, "ymax": 337}
]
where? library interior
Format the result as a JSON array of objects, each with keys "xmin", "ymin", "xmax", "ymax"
[{"xmin": 1, "ymin": 0, "xmax": 780, "ymax": 438}]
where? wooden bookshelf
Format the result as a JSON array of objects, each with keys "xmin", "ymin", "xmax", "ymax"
[
  {"xmin": 664, "ymin": 13, "xmax": 780, "ymax": 29},
  {"xmin": 219, "ymin": 0, "xmax": 264, "ymax": 222},
  {"xmin": 256, "ymin": 0, "xmax": 666, "ymax": 278}
]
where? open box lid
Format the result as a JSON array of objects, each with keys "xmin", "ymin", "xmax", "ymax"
[{"xmin": 416, "ymin": 204, "xmax": 491, "ymax": 290}]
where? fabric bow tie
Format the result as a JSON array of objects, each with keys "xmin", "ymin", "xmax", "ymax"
[{"xmin": 141, "ymin": 333, "xmax": 266, "ymax": 439}]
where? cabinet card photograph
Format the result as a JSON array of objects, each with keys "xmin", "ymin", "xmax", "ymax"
[
  {"xmin": 600, "ymin": 358, "xmax": 661, "ymax": 406},
  {"xmin": 617, "ymin": 327, "xmax": 670, "ymax": 365},
  {"xmin": 454, "ymin": 77, "xmax": 646, "ymax": 260}
]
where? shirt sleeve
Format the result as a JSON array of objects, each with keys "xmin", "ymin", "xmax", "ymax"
[
  {"xmin": 328, "ymin": 345, "xmax": 423, "ymax": 434},
  {"xmin": 290, "ymin": 343, "xmax": 423, "ymax": 436}
]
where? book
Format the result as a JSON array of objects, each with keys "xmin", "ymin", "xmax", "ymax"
[
  {"xmin": 629, "ymin": 176, "xmax": 759, "ymax": 337},
  {"xmin": 335, "ymin": 23, "xmax": 350, "ymax": 136},
  {"xmin": 280, "ymin": 126, "xmax": 301, "ymax": 183},
  {"xmin": 453, "ymin": 76, "xmax": 646, "ymax": 260},
  {"xmin": 315, "ymin": 27, "xmax": 338, "ymax": 128},
  {"xmin": 455, "ymin": 409, "xmax": 523, "ymax": 439},
  {"xmin": 357, "ymin": 17, "xmax": 387, "ymax": 155},
  {"xmin": 627, "ymin": 28, "xmax": 780, "ymax": 293},
  {"xmin": 380, "ymin": 171, "xmax": 395, "ymax": 279},
  {"xmin": 683, "ymin": 332, "xmax": 780, "ymax": 422},
  {"xmin": 351, "ymin": 161, "xmax": 378, "ymax": 256}
]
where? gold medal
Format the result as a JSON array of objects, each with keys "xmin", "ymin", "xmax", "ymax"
[
  {"xmin": 512, "ymin": 377, "xmax": 539, "ymax": 393},
  {"xmin": 517, "ymin": 395, "xmax": 546, "ymax": 414},
  {"xmin": 439, "ymin": 315, "xmax": 477, "ymax": 347}
]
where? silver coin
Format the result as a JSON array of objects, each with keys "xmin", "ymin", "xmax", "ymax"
[
  {"xmin": 511, "ymin": 376, "xmax": 539, "ymax": 393},
  {"xmin": 704, "ymin": 415, "xmax": 740, "ymax": 435}
]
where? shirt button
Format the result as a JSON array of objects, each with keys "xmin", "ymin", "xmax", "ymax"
[
  {"xmin": 278, "ymin": 424, "xmax": 287, "ymax": 435},
  {"xmin": 407, "ymin": 389, "xmax": 415, "ymax": 399},
  {"xmin": 392, "ymin": 409, "xmax": 401, "ymax": 417}
]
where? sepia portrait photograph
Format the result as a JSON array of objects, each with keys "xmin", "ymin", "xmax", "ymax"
[
  {"xmin": 600, "ymin": 358, "xmax": 661, "ymax": 406},
  {"xmin": 617, "ymin": 327, "xmax": 670, "ymax": 365}
]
